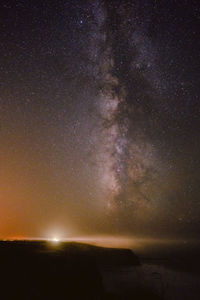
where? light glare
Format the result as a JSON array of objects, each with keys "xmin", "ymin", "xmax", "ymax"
[{"xmin": 52, "ymin": 237, "xmax": 59, "ymax": 243}]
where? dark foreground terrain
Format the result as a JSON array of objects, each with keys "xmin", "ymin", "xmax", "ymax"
[{"xmin": 0, "ymin": 240, "xmax": 199, "ymax": 299}]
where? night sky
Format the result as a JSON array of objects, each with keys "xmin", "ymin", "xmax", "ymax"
[{"xmin": 0, "ymin": 0, "xmax": 199, "ymax": 240}]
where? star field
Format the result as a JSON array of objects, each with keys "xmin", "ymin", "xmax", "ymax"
[{"xmin": 0, "ymin": 0, "xmax": 199, "ymax": 239}]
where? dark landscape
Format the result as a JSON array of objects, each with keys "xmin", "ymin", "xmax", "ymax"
[{"xmin": 0, "ymin": 240, "xmax": 200, "ymax": 299}]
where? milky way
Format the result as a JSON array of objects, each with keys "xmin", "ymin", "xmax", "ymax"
[
  {"xmin": 87, "ymin": 0, "xmax": 200, "ymax": 236},
  {"xmin": 0, "ymin": 0, "xmax": 199, "ymax": 238}
]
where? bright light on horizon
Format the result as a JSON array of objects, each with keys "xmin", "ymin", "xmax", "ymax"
[{"xmin": 52, "ymin": 237, "xmax": 60, "ymax": 243}]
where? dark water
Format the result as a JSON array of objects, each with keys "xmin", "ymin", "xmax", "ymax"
[{"xmin": 136, "ymin": 241, "xmax": 200, "ymax": 300}]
